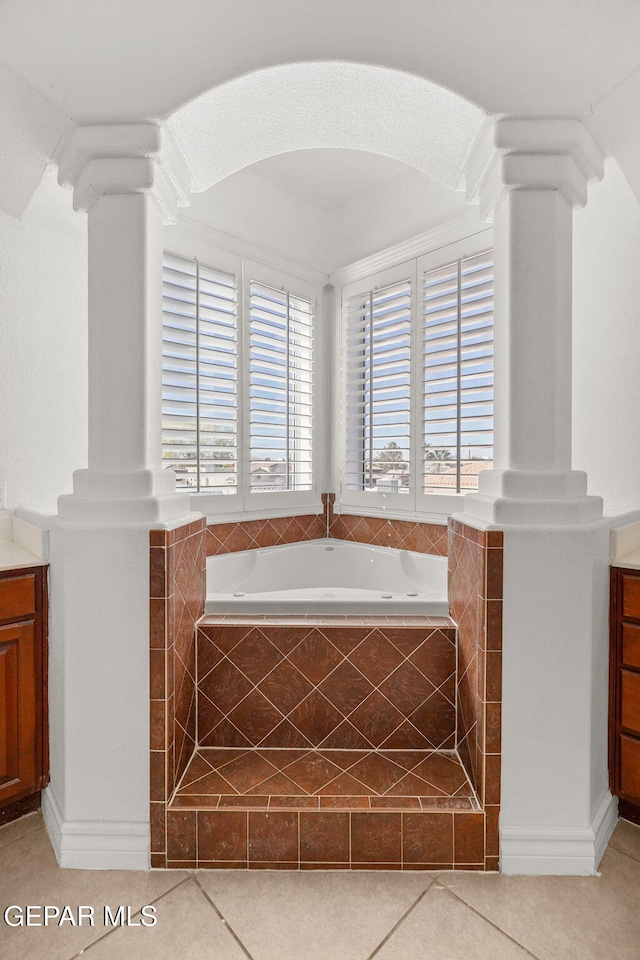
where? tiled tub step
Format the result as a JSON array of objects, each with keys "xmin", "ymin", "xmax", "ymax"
[
  {"xmin": 171, "ymin": 747, "xmax": 478, "ymax": 811},
  {"xmin": 162, "ymin": 747, "xmax": 488, "ymax": 871}
]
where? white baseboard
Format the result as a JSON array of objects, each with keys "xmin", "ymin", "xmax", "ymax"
[
  {"xmin": 500, "ymin": 792, "xmax": 619, "ymax": 875},
  {"xmin": 42, "ymin": 787, "xmax": 150, "ymax": 870}
]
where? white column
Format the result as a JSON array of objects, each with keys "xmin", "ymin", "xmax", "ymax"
[
  {"xmin": 457, "ymin": 120, "xmax": 617, "ymax": 875},
  {"xmin": 464, "ymin": 118, "xmax": 605, "ymax": 525},
  {"xmin": 41, "ymin": 125, "xmax": 201, "ymax": 870},
  {"xmin": 56, "ymin": 124, "xmax": 192, "ymax": 521}
]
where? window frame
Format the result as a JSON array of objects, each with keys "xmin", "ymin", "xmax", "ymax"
[
  {"xmin": 242, "ymin": 259, "xmax": 321, "ymax": 514},
  {"xmin": 415, "ymin": 234, "xmax": 494, "ymax": 515},
  {"xmin": 161, "ymin": 233, "xmax": 323, "ymax": 519},
  {"xmin": 337, "ymin": 228, "xmax": 493, "ymax": 519},
  {"xmin": 340, "ymin": 261, "xmax": 418, "ymax": 513}
]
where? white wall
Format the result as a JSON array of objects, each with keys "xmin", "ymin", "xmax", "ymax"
[
  {"xmin": 179, "ymin": 159, "xmax": 476, "ymax": 277},
  {"xmin": 180, "ymin": 170, "xmax": 331, "ymax": 275},
  {"xmin": 0, "ymin": 176, "xmax": 87, "ymax": 513},
  {"xmin": 329, "ymin": 167, "xmax": 473, "ymax": 271},
  {"xmin": 573, "ymin": 158, "xmax": 640, "ymax": 517}
]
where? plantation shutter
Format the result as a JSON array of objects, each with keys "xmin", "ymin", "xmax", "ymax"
[
  {"xmin": 249, "ymin": 281, "xmax": 313, "ymax": 492},
  {"xmin": 423, "ymin": 249, "xmax": 494, "ymax": 493},
  {"xmin": 345, "ymin": 279, "xmax": 411, "ymax": 493},
  {"xmin": 161, "ymin": 253, "xmax": 239, "ymax": 492}
]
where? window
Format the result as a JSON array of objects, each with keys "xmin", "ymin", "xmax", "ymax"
[
  {"xmin": 345, "ymin": 277, "xmax": 411, "ymax": 495},
  {"xmin": 249, "ymin": 281, "xmax": 314, "ymax": 493},
  {"xmin": 422, "ymin": 249, "xmax": 494, "ymax": 495},
  {"xmin": 340, "ymin": 234, "xmax": 493, "ymax": 513},
  {"xmin": 162, "ymin": 253, "xmax": 239, "ymax": 493},
  {"xmin": 162, "ymin": 248, "xmax": 318, "ymax": 513}
]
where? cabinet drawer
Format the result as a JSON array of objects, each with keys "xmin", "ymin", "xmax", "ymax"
[
  {"xmin": 622, "ymin": 670, "xmax": 640, "ymax": 733},
  {"xmin": 621, "ymin": 734, "xmax": 640, "ymax": 799},
  {"xmin": 622, "ymin": 574, "xmax": 640, "ymax": 619},
  {"xmin": 622, "ymin": 623, "xmax": 640, "ymax": 669},
  {"xmin": 0, "ymin": 574, "xmax": 35, "ymax": 621}
]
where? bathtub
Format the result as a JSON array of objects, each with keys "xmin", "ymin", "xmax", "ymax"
[{"xmin": 205, "ymin": 538, "xmax": 448, "ymax": 615}]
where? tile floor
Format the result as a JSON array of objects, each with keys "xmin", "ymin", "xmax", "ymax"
[{"xmin": 1, "ymin": 812, "xmax": 639, "ymax": 960}]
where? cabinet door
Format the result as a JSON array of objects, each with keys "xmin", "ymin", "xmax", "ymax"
[{"xmin": 0, "ymin": 621, "xmax": 38, "ymax": 805}]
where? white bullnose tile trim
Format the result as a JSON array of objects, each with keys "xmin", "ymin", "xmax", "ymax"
[
  {"xmin": 500, "ymin": 791, "xmax": 618, "ymax": 876},
  {"xmin": 42, "ymin": 787, "xmax": 150, "ymax": 871}
]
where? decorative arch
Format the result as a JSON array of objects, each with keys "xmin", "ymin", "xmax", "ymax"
[{"xmin": 166, "ymin": 60, "xmax": 486, "ymax": 193}]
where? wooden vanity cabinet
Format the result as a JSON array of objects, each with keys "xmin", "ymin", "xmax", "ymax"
[
  {"xmin": 0, "ymin": 565, "xmax": 48, "ymax": 821},
  {"xmin": 610, "ymin": 567, "xmax": 640, "ymax": 824}
]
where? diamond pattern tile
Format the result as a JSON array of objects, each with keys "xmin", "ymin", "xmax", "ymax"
[
  {"xmin": 317, "ymin": 660, "xmax": 374, "ymax": 713},
  {"xmin": 348, "ymin": 630, "xmax": 405, "ymax": 685},
  {"xmin": 328, "ymin": 512, "xmax": 448, "ymax": 556},
  {"xmin": 226, "ymin": 629, "xmax": 284, "ymax": 684},
  {"xmin": 205, "ymin": 513, "xmax": 327, "ymax": 556},
  {"xmin": 287, "ymin": 629, "xmax": 343, "ymax": 684},
  {"xmin": 227, "ymin": 689, "xmax": 285, "ymax": 746},
  {"xmin": 197, "ymin": 620, "xmax": 458, "ymax": 750},
  {"xmin": 288, "ymin": 690, "xmax": 345, "ymax": 744},
  {"xmin": 153, "ymin": 508, "xmax": 505, "ymax": 873},
  {"xmin": 257, "ymin": 659, "xmax": 314, "ymax": 714},
  {"xmin": 348, "ymin": 691, "xmax": 406, "ymax": 747},
  {"xmin": 285, "ymin": 753, "xmax": 344, "ymax": 792},
  {"xmin": 171, "ymin": 748, "xmax": 477, "ymax": 811}
]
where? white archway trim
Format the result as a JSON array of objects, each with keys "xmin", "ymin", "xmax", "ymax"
[{"xmin": 166, "ymin": 61, "xmax": 486, "ymax": 193}]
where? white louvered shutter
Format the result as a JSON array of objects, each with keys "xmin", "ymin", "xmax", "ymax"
[
  {"xmin": 162, "ymin": 253, "xmax": 239, "ymax": 493},
  {"xmin": 345, "ymin": 279, "xmax": 411, "ymax": 493},
  {"xmin": 249, "ymin": 281, "xmax": 313, "ymax": 492},
  {"xmin": 423, "ymin": 249, "xmax": 493, "ymax": 493}
]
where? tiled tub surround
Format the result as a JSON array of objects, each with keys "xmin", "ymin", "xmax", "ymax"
[
  {"xmin": 448, "ymin": 518, "xmax": 503, "ymax": 871},
  {"xmin": 196, "ymin": 620, "xmax": 457, "ymax": 751},
  {"xmin": 150, "ymin": 518, "xmax": 206, "ymax": 868},
  {"xmin": 204, "ymin": 492, "xmax": 449, "ymax": 558},
  {"xmin": 150, "ymin": 506, "xmax": 503, "ymax": 871},
  {"xmin": 167, "ymin": 615, "xmax": 487, "ymax": 870}
]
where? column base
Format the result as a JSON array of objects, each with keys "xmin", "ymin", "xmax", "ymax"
[
  {"xmin": 58, "ymin": 468, "xmax": 193, "ymax": 522},
  {"xmin": 462, "ymin": 492, "xmax": 604, "ymax": 525},
  {"xmin": 500, "ymin": 792, "xmax": 618, "ymax": 876},
  {"xmin": 58, "ymin": 491, "xmax": 193, "ymax": 522},
  {"xmin": 462, "ymin": 469, "xmax": 604, "ymax": 525}
]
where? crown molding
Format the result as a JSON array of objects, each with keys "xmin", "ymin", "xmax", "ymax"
[
  {"xmin": 328, "ymin": 211, "xmax": 489, "ymax": 287},
  {"xmin": 168, "ymin": 212, "xmax": 330, "ymax": 287}
]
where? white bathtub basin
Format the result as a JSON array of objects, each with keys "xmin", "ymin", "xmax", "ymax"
[{"xmin": 205, "ymin": 538, "xmax": 448, "ymax": 615}]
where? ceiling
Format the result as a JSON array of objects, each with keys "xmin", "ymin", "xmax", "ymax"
[
  {"xmin": 245, "ymin": 150, "xmax": 414, "ymax": 212},
  {"xmin": 1, "ymin": 0, "xmax": 640, "ymax": 121}
]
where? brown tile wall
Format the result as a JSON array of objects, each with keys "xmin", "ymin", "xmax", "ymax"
[
  {"xmin": 149, "ymin": 517, "xmax": 206, "ymax": 868},
  {"xmin": 197, "ymin": 621, "xmax": 457, "ymax": 751},
  {"xmin": 205, "ymin": 493, "xmax": 448, "ymax": 558},
  {"xmin": 149, "ymin": 502, "xmax": 502, "ymax": 871},
  {"xmin": 205, "ymin": 513, "xmax": 326, "ymax": 556},
  {"xmin": 448, "ymin": 518, "xmax": 503, "ymax": 868},
  {"xmin": 328, "ymin": 509, "xmax": 448, "ymax": 557}
]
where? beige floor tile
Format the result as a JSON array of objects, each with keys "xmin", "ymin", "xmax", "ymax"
[
  {"xmin": 608, "ymin": 818, "xmax": 640, "ymax": 864},
  {"xmin": 0, "ymin": 824, "xmax": 187, "ymax": 960},
  {"xmin": 374, "ymin": 884, "xmax": 536, "ymax": 960},
  {"xmin": 197, "ymin": 870, "xmax": 437, "ymax": 960},
  {"xmin": 78, "ymin": 878, "xmax": 249, "ymax": 960},
  {"xmin": 440, "ymin": 847, "xmax": 640, "ymax": 960},
  {"xmin": 0, "ymin": 812, "xmax": 45, "ymax": 850}
]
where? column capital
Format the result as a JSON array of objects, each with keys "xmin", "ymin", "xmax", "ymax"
[
  {"xmin": 57, "ymin": 123, "xmax": 191, "ymax": 224},
  {"xmin": 466, "ymin": 117, "xmax": 604, "ymax": 220}
]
